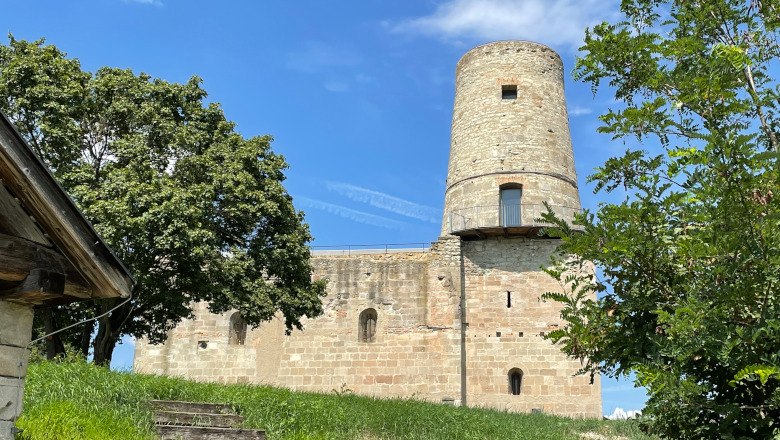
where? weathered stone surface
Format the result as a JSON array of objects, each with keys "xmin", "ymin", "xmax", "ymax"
[
  {"xmin": 442, "ymin": 41, "xmax": 581, "ymax": 235},
  {"xmin": 0, "ymin": 346, "xmax": 28, "ymax": 379},
  {"xmin": 0, "ymin": 301, "xmax": 33, "ymax": 348},
  {"xmin": 0, "ymin": 420, "xmax": 16, "ymax": 440},
  {"xmin": 0, "ymin": 301, "xmax": 31, "ymax": 425},
  {"xmin": 0, "ymin": 376, "xmax": 23, "ymax": 421},
  {"xmin": 136, "ymin": 238, "xmax": 601, "ymax": 417}
]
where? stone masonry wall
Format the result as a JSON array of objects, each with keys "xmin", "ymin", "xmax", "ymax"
[
  {"xmin": 461, "ymin": 238, "xmax": 600, "ymax": 416},
  {"xmin": 136, "ymin": 238, "xmax": 463, "ymax": 401},
  {"xmin": 134, "ymin": 236, "xmax": 601, "ymax": 417},
  {"xmin": 442, "ymin": 41, "xmax": 581, "ymax": 234}
]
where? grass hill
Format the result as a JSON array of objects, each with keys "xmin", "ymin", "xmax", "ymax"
[{"xmin": 16, "ymin": 359, "xmax": 654, "ymax": 440}]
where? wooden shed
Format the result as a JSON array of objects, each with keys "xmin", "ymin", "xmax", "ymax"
[{"xmin": 0, "ymin": 112, "xmax": 135, "ymax": 439}]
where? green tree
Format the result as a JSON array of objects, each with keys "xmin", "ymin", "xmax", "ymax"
[
  {"xmin": 0, "ymin": 36, "xmax": 326, "ymax": 365},
  {"xmin": 541, "ymin": 1, "xmax": 780, "ymax": 438}
]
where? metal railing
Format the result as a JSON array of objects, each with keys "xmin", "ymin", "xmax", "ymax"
[
  {"xmin": 310, "ymin": 242, "xmax": 431, "ymax": 256},
  {"xmin": 447, "ymin": 203, "xmax": 581, "ymax": 234}
]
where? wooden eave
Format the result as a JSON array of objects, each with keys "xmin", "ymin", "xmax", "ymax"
[{"xmin": 0, "ymin": 112, "xmax": 134, "ymax": 303}]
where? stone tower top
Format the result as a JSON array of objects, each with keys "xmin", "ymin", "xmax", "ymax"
[{"xmin": 441, "ymin": 41, "xmax": 582, "ymax": 237}]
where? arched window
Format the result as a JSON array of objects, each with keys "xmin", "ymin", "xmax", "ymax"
[
  {"xmin": 499, "ymin": 184, "xmax": 522, "ymax": 227},
  {"xmin": 228, "ymin": 312, "xmax": 247, "ymax": 346},
  {"xmin": 359, "ymin": 308, "xmax": 378, "ymax": 343},
  {"xmin": 508, "ymin": 368, "xmax": 523, "ymax": 395}
]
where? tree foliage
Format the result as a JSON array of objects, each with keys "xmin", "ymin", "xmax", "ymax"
[
  {"xmin": 541, "ymin": 1, "xmax": 780, "ymax": 438},
  {"xmin": 0, "ymin": 36, "xmax": 326, "ymax": 365}
]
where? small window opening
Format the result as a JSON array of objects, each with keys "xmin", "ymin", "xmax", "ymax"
[
  {"xmin": 229, "ymin": 312, "xmax": 247, "ymax": 346},
  {"xmin": 359, "ymin": 308, "xmax": 378, "ymax": 343},
  {"xmin": 502, "ymin": 84, "xmax": 518, "ymax": 100},
  {"xmin": 507, "ymin": 291, "xmax": 512, "ymax": 308},
  {"xmin": 518, "ymin": 332, "xmax": 524, "ymax": 337},
  {"xmin": 496, "ymin": 331, "xmax": 502, "ymax": 337},
  {"xmin": 509, "ymin": 368, "xmax": 523, "ymax": 395},
  {"xmin": 197, "ymin": 341, "xmax": 208, "ymax": 349}
]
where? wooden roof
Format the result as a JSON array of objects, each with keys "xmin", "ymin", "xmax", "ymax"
[{"xmin": 0, "ymin": 112, "xmax": 134, "ymax": 304}]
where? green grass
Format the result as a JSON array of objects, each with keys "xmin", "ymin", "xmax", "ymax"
[{"xmin": 17, "ymin": 359, "xmax": 654, "ymax": 440}]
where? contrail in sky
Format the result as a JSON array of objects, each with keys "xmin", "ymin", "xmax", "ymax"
[
  {"xmin": 326, "ymin": 182, "xmax": 440, "ymax": 223},
  {"xmin": 298, "ymin": 197, "xmax": 407, "ymax": 230}
]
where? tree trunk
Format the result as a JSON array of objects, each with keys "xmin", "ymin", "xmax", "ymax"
[
  {"xmin": 92, "ymin": 326, "xmax": 117, "ymax": 366},
  {"xmin": 79, "ymin": 319, "xmax": 94, "ymax": 358},
  {"xmin": 92, "ymin": 298, "xmax": 131, "ymax": 366},
  {"xmin": 41, "ymin": 307, "xmax": 66, "ymax": 359}
]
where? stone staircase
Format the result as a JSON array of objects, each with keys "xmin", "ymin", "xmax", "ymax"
[{"xmin": 150, "ymin": 400, "xmax": 265, "ymax": 440}]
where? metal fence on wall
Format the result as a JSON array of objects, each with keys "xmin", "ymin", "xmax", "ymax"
[
  {"xmin": 310, "ymin": 242, "xmax": 432, "ymax": 256},
  {"xmin": 447, "ymin": 203, "xmax": 581, "ymax": 234}
]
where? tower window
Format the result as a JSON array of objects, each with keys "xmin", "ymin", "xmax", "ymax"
[
  {"xmin": 229, "ymin": 312, "xmax": 247, "ymax": 346},
  {"xmin": 359, "ymin": 308, "xmax": 378, "ymax": 343},
  {"xmin": 502, "ymin": 84, "xmax": 518, "ymax": 100},
  {"xmin": 500, "ymin": 185, "xmax": 522, "ymax": 226},
  {"xmin": 507, "ymin": 291, "xmax": 512, "ymax": 308},
  {"xmin": 509, "ymin": 368, "xmax": 523, "ymax": 395}
]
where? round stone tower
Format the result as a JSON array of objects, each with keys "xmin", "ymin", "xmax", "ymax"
[{"xmin": 442, "ymin": 41, "xmax": 581, "ymax": 237}]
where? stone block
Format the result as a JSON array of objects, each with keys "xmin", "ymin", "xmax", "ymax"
[
  {"xmin": 0, "ymin": 420, "xmax": 17, "ymax": 440},
  {"xmin": 0, "ymin": 302, "xmax": 33, "ymax": 348},
  {"xmin": 0, "ymin": 376, "xmax": 23, "ymax": 420},
  {"xmin": 0, "ymin": 346, "xmax": 28, "ymax": 378}
]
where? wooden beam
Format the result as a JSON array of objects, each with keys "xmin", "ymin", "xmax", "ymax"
[
  {"xmin": 0, "ymin": 114, "xmax": 134, "ymax": 299},
  {"xmin": 0, "ymin": 268, "xmax": 65, "ymax": 301},
  {"xmin": 0, "ymin": 182, "xmax": 51, "ymax": 246},
  {"xmin": 0, "ymin": 232, "xmax": 92, "ymax": 300}
]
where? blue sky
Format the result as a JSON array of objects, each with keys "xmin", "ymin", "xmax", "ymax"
[{"xmin": 1, "ymin": 0, "xmax": 648, "ymax": 415}]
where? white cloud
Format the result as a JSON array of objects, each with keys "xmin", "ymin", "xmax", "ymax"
[
  {"xmin": 569, "ymin": 105, "xmax": 593, "ymax": 116},
  {"xmin": 605, "ymin": 407, "xmax": 642, "ymax": 420},
  {"xmin": 393, "ymin": 0, "xmax": 619, "ymax": 50},
  {"xmin": 298, "ymin": 197, "xmax": 407, "ymax": 230},
  {"xmin": 326, "ymin": 182, "xmax": 440, "ymax": 223},
  {"xmin": 285, "ymin": 41, "xmax": 361, "ymax": 74}
]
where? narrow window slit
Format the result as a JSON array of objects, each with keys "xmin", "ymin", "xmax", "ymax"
[{"xmin": 502, "ymin": 84, "xmax": 518, "ymax": 100}]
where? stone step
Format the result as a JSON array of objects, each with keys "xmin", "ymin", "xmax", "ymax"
[
  {"xmin": 156, "ymin": 425, "xmax": 265, "ymax": 440},
  {"xmin": 153, "ymin": 410, "xmax": 243, "ymax": 428},
  {"xmin": 149, "ymin": 400, "xmax": 236, "ymax": 415}
]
